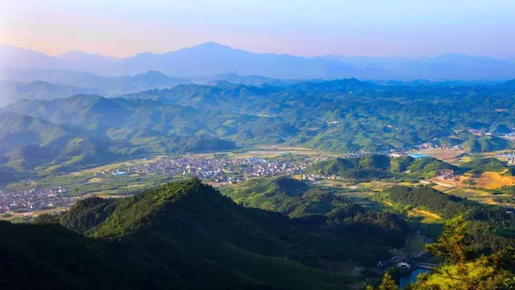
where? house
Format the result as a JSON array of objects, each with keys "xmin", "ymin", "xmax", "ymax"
[{"xmin": 436, "ymin": 169, "xmax": 455, "ymax": 180}]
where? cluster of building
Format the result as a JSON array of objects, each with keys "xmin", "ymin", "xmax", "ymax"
[
  {"xmin": 300, "ymin": 174, "xmax": 342, "ymax": 181},
  {"xmin": 435, "ymin": 169, "xmax": 457, "ymax": 181},
  {"xmin": 415, "ymin": 143, "xmax": 463, "ymax": 151},
  {"xmin": 0, "ymin": 156, "xmax": 336, "ymax": 214},
  {"xmin": 0, "ymin": 187, "xmax": 80, "ymax": 214},
  {"xmin": 116, "ymin": 157, "xmax": 313, "ymax": 184}
]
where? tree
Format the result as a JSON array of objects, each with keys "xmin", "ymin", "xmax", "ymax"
[
  {"xmin": 378, "ymin": 273, "xmax": 399, "ymax": 290},
  {"xmin": 425, "ymin": 216, "xmax": 471, "ymax": 265},
  {"xmin": 410, "ymin": 218, "xmax": 515, "ymax": 289},
  {"xmin": 366, "ymin": 272, "xmax": 399, "ymax": 290}
]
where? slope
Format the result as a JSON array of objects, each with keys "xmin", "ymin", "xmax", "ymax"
[
  {"xmin": 1, "ymin": 179, "xmax": 357, "ymax": 289},
  {"xmin": 307, "ymin": 155, "xmax": 457, "ymax": 181}
]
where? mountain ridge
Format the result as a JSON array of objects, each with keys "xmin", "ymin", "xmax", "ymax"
[{"xmin": 3, "ymin": 43, "xmax": 515, "ymax": 80}]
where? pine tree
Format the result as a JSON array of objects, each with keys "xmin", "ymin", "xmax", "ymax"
[
  {"xmin": 411, "ymin": 218, "xmax": 515, "ymax": 289},
  {"xmin": 366, "ymin": 272, "xmax": 399, "ymax": 290},
  {"xmin": 378, "ymin": 272, "xmax": 399, "ymax": 290}
]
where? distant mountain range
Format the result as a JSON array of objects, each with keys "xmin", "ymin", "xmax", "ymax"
[
  {"xmin": 0, "ymin": 70, "xmax": 190, "ymax": 95},
  {"xmin": 2, "ymin": 42, "xmax": 515, "ymax": 81},
  {"xmin": 0, "ymin": 80, "xmax": 102, "ymax": 106},
  {"xmin": 0, "ymin": 70, "xmax": 193, "ymax": 105}
]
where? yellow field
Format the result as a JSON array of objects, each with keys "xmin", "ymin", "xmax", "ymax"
[
  {"xmin": 472, "ymin": 172, "xmax": 515, "ymax": 189},
  {"xmin": 360, "ymin": 181, "xmax": 396, "ymax": 189},
  {"xmin": 445, "ymin": 184, "xmax": 515, "ymax": 207},
  {"xmin": 398, "ymin": 182, "xmax": 420, "ymax": 186},
  {"xmin": 0, "ymin": 207, "xmax": 67, "ymax": 221},
  {"xmin": 87, "ymin": 177, "xmax": 104, "ymax": 183},
  {"xmin": 481, "ymin": 198, "xmax": 498, "ymax": 205},
  {"xmin": 459, "ymin": 156, "xmax": 472, "ymax": 163},
  {"xmin": 407, "ymin": 208, "xmax": 442, "ymax": 223},
  {"xmin": 431, "ymin": 183, "xmax": 456, "ymax": 192},
  {"xmin": 448, "ymin": 187, "xmax": 490, "ymax": 197},
  {"xmin": 313, "ymin": 179, "xmax": 348, "ymax": 188}
]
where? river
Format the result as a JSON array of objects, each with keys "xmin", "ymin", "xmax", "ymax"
[{"xmin": 399, "ymin": 269, "xmax": 429, "ymax": 289}]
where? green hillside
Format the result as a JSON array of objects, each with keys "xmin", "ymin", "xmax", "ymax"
[
  {"xmin": 6, "ymin": 80, "xmax": 515, "ymax": 155},
  {"xmin": 222, "ymin": 176, "xmax": 342, "ymax": 217},
  {"xmin": 460, "ymin": 157, "xmax": 514, "ymax": 174},
  {"xmin": 0, "ymin": 99, "xmax": 235, "ymax": 172},
  {"xmin": 462, "ymin": 136, "xmax": 513, "ymax": 153},
  {"xmin": 3, "ymin": 80, "xmax": 515, "ymax": 172},
  {"xmin": 222, "ymin": 176, "xmax": 408, "ymax": 249},
  {"xmin": 306, "ymin": 155, "xmax": 457, "ymax": 181},
  {"xmin": 2, "ymin": 179, "xmax": 357, "ymax": 289},
  {"xmin": 379, "ymin": 185, "xmax": 515, "ymax": 252}
]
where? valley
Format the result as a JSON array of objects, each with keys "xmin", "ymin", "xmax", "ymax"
[
  {"xmin": 3, "ymin": 144, "xmax": 515, "ymax": 219},
  {"xmin": 1, "ymin": 52, "xmax": 515, "ymax": 290},
  {"xmin": 1, "ymin": 108, "xmax": 514, "ymax": 289},
  {"xmin": 3, "ymin": 2, "xmax": 515, "ymax": 289}
]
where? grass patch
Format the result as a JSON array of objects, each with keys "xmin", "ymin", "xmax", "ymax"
[{"xmin": 407, "ymin": 208, "xmax": 442, "ymax": 223}]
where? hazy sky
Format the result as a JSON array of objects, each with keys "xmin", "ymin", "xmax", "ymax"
[{"xmin": 1, "ymin": 0, "xmax": 514, "ymax": 58}]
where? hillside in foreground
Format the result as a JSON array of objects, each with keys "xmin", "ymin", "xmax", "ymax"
[
  {"xmin": 2, "ymin": 178, "xmax": 514, "ymax": 289},
  {"xmin": 1, "ymin": 179, "xmax": 360, "ymax": 290}
]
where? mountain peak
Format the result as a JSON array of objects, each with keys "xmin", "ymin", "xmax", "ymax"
[
  {"xmin": 59, "ymin": 50, "xmax": 92, "ymax": 57},
  {"xmin": 58, "ymin": 51, "xmax": 117, "ymax": 61},
  {"xmin": 139, "ymin": 70, "xmax": 168, "ymax": 77},
  {"xmin": 179, "ymin": 42, "xmax": 238, "ymax": 53},
  {"xmin": 196, "ymin": 41, "xmax": 232, "ymax": 48}
]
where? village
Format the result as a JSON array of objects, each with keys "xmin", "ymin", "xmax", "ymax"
[
  {"xmin": 0, "ymin": 142, "xmax": 507, "ymax": 216},
  {"xmin": 0, "ymin": 187, "xmax": 81, "ymax": 215},
  {"xmin": 96, "ymin": 156, "xmax": 317, "ymax": 184}
]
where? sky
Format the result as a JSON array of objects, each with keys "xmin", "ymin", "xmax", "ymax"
[{"xmin": 1, "ymin": 0, "xmax": 515, "ymax": 58}]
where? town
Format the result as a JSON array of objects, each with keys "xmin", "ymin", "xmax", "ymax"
[
  {"xmin": 100, "ymin": 156, "xmax": 317, "ymax": 184},
  {"xmin": 0, "ymin": 155, "xmax": 320, "ymax": 215},
  {"xmin": 0, "ymin": 187, "xmax": 82, "ymax": 215}
]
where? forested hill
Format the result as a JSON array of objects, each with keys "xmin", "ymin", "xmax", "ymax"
[
  {"xmin": 0, "ymin": 96, "xmax": 236, "ymax": 172},
  {"xmin": 2, "ymin": 179, "xmax": 415, "ymax": 289},
  {"xmin": 379, "ymin": 185, "xmax": 515, "ymax": 252},
  {"xmin": 3, "ymin": 179, "xmax": 513, "ymax": 289},
  {"xmin": 306, "ymin": 155, "xmax": 515, "ymax": 182},
  {"xmin": 306, "ymin": 155, "xmax": 457, "ymax": 181},
  {"xmin": 75, "ymin": 79, "xmax": 515, "ymax": 153},
  {"xmin": 2, "ymin": 79, "xmax": 515, "ymax": 173},
  {"xmin": 2, "ymin": 179, "xmax": 358, "ymax": 289}
]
